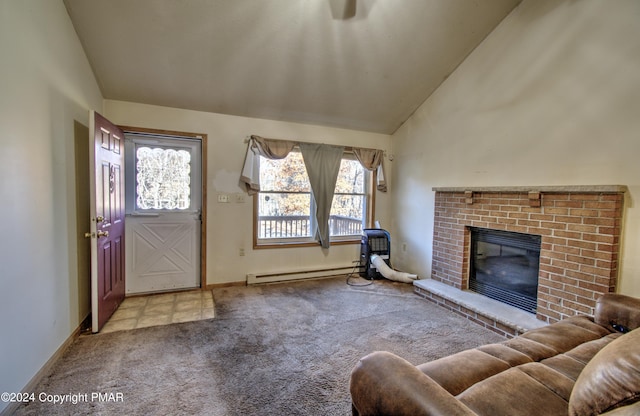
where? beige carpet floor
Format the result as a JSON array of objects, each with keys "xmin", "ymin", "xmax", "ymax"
[{"xmin": 15, "ymin": 276, "xmax": 505, "ymax": 416}]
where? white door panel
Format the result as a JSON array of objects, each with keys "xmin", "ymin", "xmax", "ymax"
[
  {"xmin": 124, "ymin": 134, "xmax": 202, "ymax": 294},
  {"xmin": 126, "ymin": 214, "xmax": 199, "ymax": 293}
]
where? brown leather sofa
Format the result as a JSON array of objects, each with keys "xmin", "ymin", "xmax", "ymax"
[{"xmin": 350, "ymin": 294, "xmax": 640, "ymax": 416}]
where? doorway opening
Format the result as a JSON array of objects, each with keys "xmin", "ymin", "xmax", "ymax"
[{"xmin": 122, "ymin": 126, "xmax": 207, "ymax": 294}]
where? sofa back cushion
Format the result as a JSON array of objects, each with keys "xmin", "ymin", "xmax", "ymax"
[{"xmin": 569, "ymin": 328, "xmax": 640, "ymax": 416}]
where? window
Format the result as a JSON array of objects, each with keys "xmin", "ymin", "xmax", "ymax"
[
  {"xmin": 124, "ymin": 136, "xmax": 202, "ymax": 215},
  {"xmin": 135, "ymin": 147, "xmax": 192, "ymax": 210},
  {"xmin": 256, "ymin": 149, "xmax": 371, "ymax": 246}
]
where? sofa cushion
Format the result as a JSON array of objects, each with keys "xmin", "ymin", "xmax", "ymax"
[
  {"xmin": 517, "ymin": 362, "xmax": 575, "ymax": 402},
  {"xmin": 519, "ymin": 317, "xmax": 610, "ymax": 353},
  {"xmin": 418, "ymin": 349, "xmax": 512, "ymax": 395},
  {"xmin": 564, "ymin": 332, "xmax": 622, "ymax": 365},
  {"xmin": 501, "ymin": 336, "xmax": 559, "ymax": 361},
  {"xmin": 538, "ymin": 334, "xmax": 621, "ymax": 383},
  {"xmin": 476, "ymin": 343, "xmax": 532, "ymax": 367},
  {"xmin": 457, "ymin": 367, "xmax": 569, "ymax": 416},
  {"xmin": 569, "ymin": 328, "xmax": 640, "ymax": 416}
]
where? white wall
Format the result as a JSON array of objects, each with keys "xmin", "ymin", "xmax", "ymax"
[
  {"xmin": 104, "ymin": 100, "xmax": 392, "ymax": 286},
  {"xmin": 391, "ymin": 0, "xmax": 640, "ymax": 297},
  {"xmin": 0, "ymin": 0, "xmax": 103, "ymax": 411}
]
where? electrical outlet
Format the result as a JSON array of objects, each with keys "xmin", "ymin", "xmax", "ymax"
[
  {"xmin": 217, "ymin": 194, "xmax": 229, "ymax": 203},
  {"xmin": 234, "ymin": 193, "xmax": 245, "ymax": 203},
  {"xmin": 239, "ymin": 248, "xmax": 245, "ymax": 256}
]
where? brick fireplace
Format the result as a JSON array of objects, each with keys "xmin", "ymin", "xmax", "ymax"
[{"xmin": 429, "ymin": 185, "xmax": 626, "ymax": 324}]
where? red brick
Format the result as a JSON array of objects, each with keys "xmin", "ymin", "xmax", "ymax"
[
  {"xmin": 565, "ymin": 270, "xmax": 596, "ymax": 283},
  {"xmin": 569, "ymin": 193, "xmax": 601, "ymax": 201},
  {"xmin": 541, "ymin": 221, "xmax": 568, "ymax": 230},
  {"xmin": 583, "ymin": 217, "xmax": 617, "ymax": 226},
  {"xmin": 564, "ymin": 285, "xmax": 596, "ymax": 299},
  {"xmin": 598, "ymin": 227, "xmax": 619, "ymax": 236},
  {"xmin": 539, "ymin": 264, "xmax": 568, "ymax": 276},
  {"xmin": 553, "ymin": 230, "xmax": 582, "ymax": 239},
  {"xmin": 544, "ymin": 194, "xmax": 570, "ymax": 201},
  {"xmin": 522, "ymin": 207, "xmax": 543, "ymax": 213},
  {"xmin": 596, "ymin": 243, "xmax": 617, "ymax": 253},
  {"xmin": 566, "ymin": 255, "xmax": 595, "ymax": 266},
  {"xmin": 554, "ymin": 215, "xmax": 583, "ymax": 224},
  {"xmin": 489, "ymin": 210, "xmax": 509, "ymax": 218},
  {"xmin": 555, "ymin": 201, "xmax": 583, "ymax": 208},
  {"xmin": 582, "ymin": 234, "xmax": 616, "ymax": 244},
  {"xmin": 546, "ymin": 237, "xmax": 569, "ymax": 246},
  {"xmin": 518, "ymin": 219, "xmax": 541, "ymax": 227},
  {"xmin": 568, "ymin": 224, "xmax": 598, "ymax": 233},
  {"xmin": 544, "ymin": 207, "xmax": 569, "ymax": 215},
  {"xmin": 562, "ymin": 300, "xmax": 593, "ymax": 315},
  {"xmin": 554, "ymin": 245, "xmax": 581, "ymax": 255},
  {"xmin": 546, "ymin": 251, "xmax": 567, "ymax": 261},
  {"xmin": 579, "ymin": 249, "xmax": 605, "ymax": 259},
  {"xmin": 540, "ymin": 279, "xmax": 564, "ymax": 290},
  {"xmin": 527, "ymin": 227, "xmax": 553, "ymax": 236},
  {"xmin": 578, "ymin": 281, "xmax": 610, "ymax": 293},
  {"xmin": 599, "ymin": 210, "xmax": 621, "ymax": 218},
  {"xmin": 579, "ymin": 265, "xmax": 612, "ymax": 277},
  {"xmin": 584, "ymin": 201, "xmax": 619, "ymax": 210},
  {"xmin": 538, "ymin": 292, "xmax": 563, "ymax": 304},
  {"xmin": 530, "ymin": 214, "xmax": 555, "ymax": 221},
  {"xmin": 596, "ymin": 260, "xmax": 613, "ymax": 270},
  {"xmin": 568, "ymin": 240, "xmax": 597, "ymax": 250},
  {"xmin": 500, "ymin": 206, "xmax": 521, "ymax": 212}
]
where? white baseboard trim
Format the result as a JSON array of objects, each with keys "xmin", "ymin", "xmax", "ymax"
[{"xmin": 0, "ymin": 317, "xmax": 88, "ymax": 416}]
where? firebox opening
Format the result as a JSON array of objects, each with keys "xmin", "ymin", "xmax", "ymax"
[{"xmin": 469, "ymin": 227, "xmax": 540, "ymax": 314}]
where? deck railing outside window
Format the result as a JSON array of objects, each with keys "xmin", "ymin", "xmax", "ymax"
[{"xmin": 258, "ymin": 215, "xmax": 362, "ymax": 239}]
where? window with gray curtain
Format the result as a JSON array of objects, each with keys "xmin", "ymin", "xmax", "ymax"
[{"xmin": 241, "ymin": 135, "xmax": 383, "ymax": 248}]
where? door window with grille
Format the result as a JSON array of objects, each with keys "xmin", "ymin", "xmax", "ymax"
[{"xmin": 135, "ymin": 147, "xmax": 192, "ymax": 210}]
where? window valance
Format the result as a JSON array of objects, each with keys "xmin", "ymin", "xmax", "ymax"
[{"xmin": 240, "ymin": 135, "xmax": 387, "ymax": 195}]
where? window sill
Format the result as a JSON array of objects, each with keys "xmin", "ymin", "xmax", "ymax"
[{"xmin": 253, "ymin": 238, "xmax": 360, "ymax": 250}]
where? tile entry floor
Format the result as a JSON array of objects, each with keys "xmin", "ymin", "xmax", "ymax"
[{"xmin": 101, "ymin": 289, "xmax": 215, "ymax": 334}]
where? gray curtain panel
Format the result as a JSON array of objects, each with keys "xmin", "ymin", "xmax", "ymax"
[
  {"xmin": 299, "ymin": 142, "xmax": 344, "ymax": 248},
  {"xmin": 353, "ymin": 147, "xmax": 387, "ymax": 192},
  {"xmin": 240, "ymin": 135, "xmax": 296, "ymax": 194}
]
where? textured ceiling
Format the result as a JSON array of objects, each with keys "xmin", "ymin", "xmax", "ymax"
[{"xmin": 64, "ymin": 0, "xmax": 521, "ymax": 134}]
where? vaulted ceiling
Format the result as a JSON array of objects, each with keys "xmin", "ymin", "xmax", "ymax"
[{"xmin": 64, "ymin": 0, "xmax": 521, "ymax": 134}]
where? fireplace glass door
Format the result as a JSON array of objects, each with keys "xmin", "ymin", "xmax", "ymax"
[{"xmin": 469, "ymin": 228, "xmax": 540, "ymax": 314}]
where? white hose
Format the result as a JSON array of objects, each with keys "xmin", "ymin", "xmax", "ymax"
[{"xmin": 370, "ymin": 254, "xmax": 418, "ymax": 283}]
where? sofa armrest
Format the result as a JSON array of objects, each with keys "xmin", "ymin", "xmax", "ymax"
[
  {"xmin": 350, "ymin": 351, "xmax": 477, "ymax": 416},
  {"xmin": 595, "ymin": 294, "xmax": 640, "ymax": 333}
]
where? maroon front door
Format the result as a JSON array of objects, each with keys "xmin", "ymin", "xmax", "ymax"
[{"xmin": 90, "ymin": 111, "xmax": 125, "ymax": 332}]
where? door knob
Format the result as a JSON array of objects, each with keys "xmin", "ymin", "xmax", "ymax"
[
  {"xmin": 96, "ymin": 216, "xmax": 105, "ymax": 223},
  {"xmin": 84, "ymin": 232, "xmax": 95, "ymax": 238},
  {"xmin": 97, "ymin": 231, "xmax": 109, "ymax": 238}
]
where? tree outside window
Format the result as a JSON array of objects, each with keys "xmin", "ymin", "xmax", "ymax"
[{"xmin": 256, "ymin": 149, "xmax": 369, "ymax": 244}]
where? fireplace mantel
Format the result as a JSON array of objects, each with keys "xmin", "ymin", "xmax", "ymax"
[{"xmin": 433, "ymin": 185, "xmax": 628, "ymax": 193}]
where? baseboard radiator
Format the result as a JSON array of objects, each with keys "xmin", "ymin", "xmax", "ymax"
[{"xmin": 247, "ymin": 264, "xmax": 355, "ymax": 285}]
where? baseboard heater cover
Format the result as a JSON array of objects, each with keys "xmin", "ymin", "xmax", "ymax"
[{"xmin": 246, "ymin": 265, "xmax": 354, "ymax": 285}]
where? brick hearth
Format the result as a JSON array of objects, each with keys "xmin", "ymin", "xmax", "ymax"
[{"xmin": 430, "ymin": 185, "xmax": 626, "ymax": 324}]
